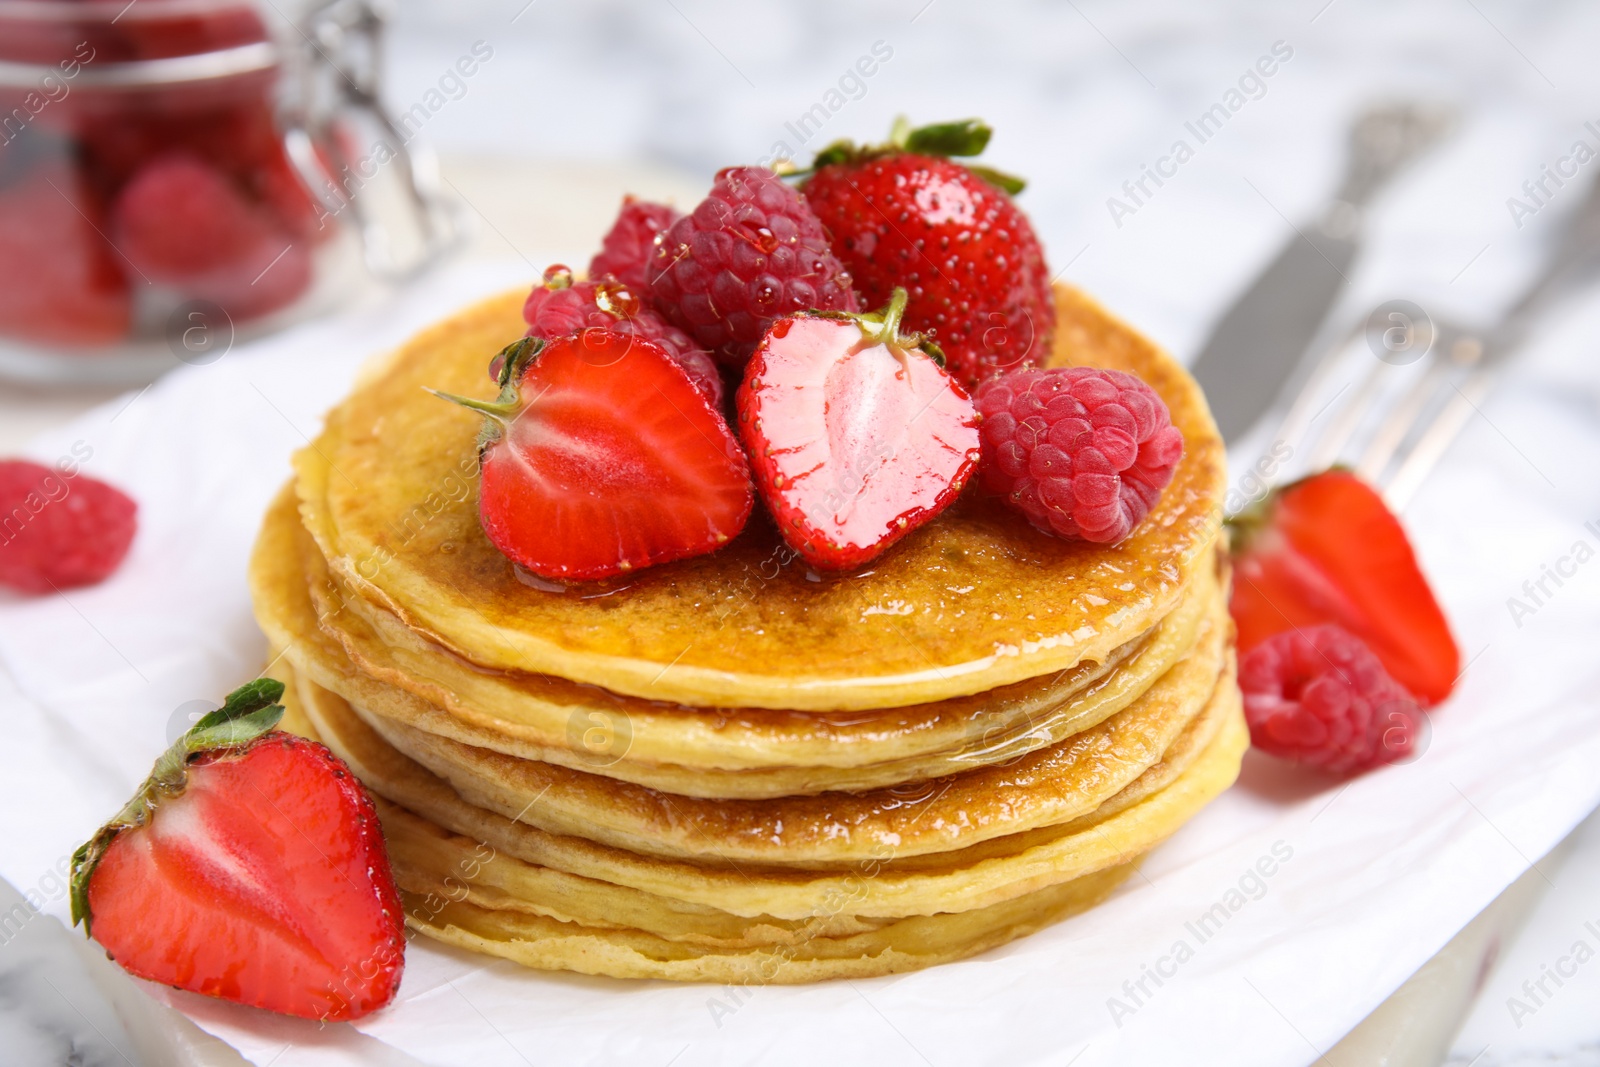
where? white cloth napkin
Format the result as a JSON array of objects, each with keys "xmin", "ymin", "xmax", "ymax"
[{"xmin": 2, "ymin": 232, "xmax": 1599, "ymax": 1067}]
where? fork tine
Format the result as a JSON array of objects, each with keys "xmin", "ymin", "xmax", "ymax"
[
  {"xmin": 1304, "ymin": 357, "xmax": 1398, "ymax": 472},
  {"xmin": 1381, "ymin": 357, "xmax": 1491, "ymax": 509},
  {"xmin": 1355, "ymin": 332, "xmax": 1481, "ymax": 483},
  {"xmin": 1265, "ymin": 320, "xmax": 1366, "ymax": 464}
]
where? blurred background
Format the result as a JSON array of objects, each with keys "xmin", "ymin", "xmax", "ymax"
[
  {"xmin": 3, "ymin": 1, "xmax": 1600, "ymax": 1063},
  {"xmin": 7, "ymin": 0, "xmax": 1600, "ymax": 437}
]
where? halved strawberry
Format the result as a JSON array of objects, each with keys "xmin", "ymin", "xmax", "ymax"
[
  {"xmin": 71, "ymin": 680, "xmax": 405, "ymax": 1022},
  {"xmin": 1229, "ymin": 469, "xmax": 1460, "ymax": 705},
  {"xmin": 736, "ymin": 288, "xmax": 981, "ymax": 570},
  {"xmin": 435, "ymin": 330, "xmax": 753, "ymax": 581}
]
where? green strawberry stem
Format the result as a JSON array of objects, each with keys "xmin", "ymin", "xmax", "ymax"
[
  {"xmin": 428, "ymin": 337, "xmax": 544, "ymax": 449},
  {"xmin": 797, "ymin": 116, "xmax": 1026, "ymax": 194},
  {"xmin": 426, "ymin": 391, "xmax": 519, "ymax": 420},
  {"xmin": 868, "ymin": 287, "xmax": 909, "ymax": 346},
  {"xmin": 824, "ymin": 287, "xmax": 947, "ymax": 368},
  {"xmin": 71, "ymin": 679, "xmax": 287, "ymax": 936}
]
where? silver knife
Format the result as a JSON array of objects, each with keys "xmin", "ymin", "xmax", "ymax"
[{"xmin": 1192, "ymin": 102, "xmax": 1454, "ymax": 442}]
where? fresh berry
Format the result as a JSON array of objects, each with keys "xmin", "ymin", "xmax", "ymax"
[
  {"xmin": 110, "ymin": 153, "xmax": 310, "ymax": 320},
  {"xmin": 649, "ymin": 166, "xmax": 857, "ymax": 371},
  {"xmin": 0, "ymin": 459, "xmax": 137, "ymax": 594},
  {"xmin": 737, "ymin": 288, "xmax": 980, "ymax": 570},
  {"xmin": 253, "ymin": 146, "xmax": 331, "ymax": 243},
  {"xmin": 589, "ymin": 196, "xmax": 680, "ymax": 293},
  {"xmin": 975, "ymin": 367, "xmax": 1183, "ymax": 544},
  {"xmin": 71, "ymin": 681, "xmax": 405, "ymax": 1022},
  {"xmin": 520, "ymin": 265, "xmax": 722, "ymax": 406},
  {"xmin": 1240, "ymin": 624, "xmax": 1427, "ymax": 774},
  {"xmin": 802, "ymin": 118, "xmax": 1053, "ymax": 388},
  {"xmin": 1229, "ymin": 470, "xmax": 1459, "ymax": 705},
  {"xmin": 0, "ymin": 162, "xmax": 131, "ymax": 347},
  {"xmin": 436, "ymin": 332, "xmax": 753, "ymax": 581}
]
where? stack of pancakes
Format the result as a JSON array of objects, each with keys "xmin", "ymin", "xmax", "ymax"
[{"xmin": 249, "ymin": 283, "xmax": 1244, "ymax": 983}]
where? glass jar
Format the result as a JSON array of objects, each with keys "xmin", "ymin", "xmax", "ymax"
[{"xmin": 0, "ymin": 0, "xmax": 459, "ymax": 384}]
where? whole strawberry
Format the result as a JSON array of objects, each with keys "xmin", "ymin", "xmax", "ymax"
[
  {"xmin": 520, "ymin": 265, "xmax": 723, "ymax": 406},
  {"xmin": 436, "ymin": 332, "xmax": 752, "ymax": 581},
  {"xmin": 589, "ymin": 196, "xmax": 680, "ymax": 293},
  {"xmin": 738, "ymin": 288, "xmax": 980, "ymax": 570},
  {"xmin": 802, "ymin": 118, "xmax": 1053, "ymax": 388},
  {"xmin": 649, "ymin": 166, "xmax": 857, "ymax": 371},
  {"xmin": 72, "ymin": 680, "xmax": 405, "ymax": 1021},
  {"xmin": 975, "ymin": 367, "xmax": 1183, "ymax": 544}
]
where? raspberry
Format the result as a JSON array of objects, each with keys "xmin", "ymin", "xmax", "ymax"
[
  {"xmin": 110, "ymin": 153, "xmax": 310, "ymax": 321},
  {"xmin": 520, "ymin": 267, "xmax": 723, "ymax": 407},
  {"xmin": 588, "ymin": 197, "xmax": 680, "ymax": 293},
  {"xmin": 975, "ymin": 367, "xmax": 1183, "ymax": 543},
  {"xmin": 648, "ymin": 166, "xmax": 858, "ymax": 371},
  {"xmin": 1239, "ymin": 625, "xmax": 1426, "ymax": 774},
  {"xmin": 0, "ymin": 460, "xmax": 138, "ymax": 594}
]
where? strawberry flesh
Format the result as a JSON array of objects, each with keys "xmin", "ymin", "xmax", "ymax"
[
  {"xmin": 461, "ymin": 331, "xmax": 753, "ymax": 581},
  {"xmin": 1229, "ymin": 470, "xmax": 1460, "ymax": 705},
  {"xmin": 75, "ymin": 682, "xmax": 405, "ymax": 1023},
  {"xmin": 737, "ymin": 304, "xmax": 980, "ymax": 570}
]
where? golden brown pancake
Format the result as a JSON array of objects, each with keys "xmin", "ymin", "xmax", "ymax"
[
  {"xmin": 277, "ymin": 664, "xmax": 1244, "ymax": 980},
  {"xmin": 296, "ymin": 283, "xmax": 1227, "ymax": 710},
  {"xmin": 253, "ymin": 278, "xmax": 1246, "ymax": 984},
  {"xmin": 253, "ymin": 482, "xmax": 1225, "ymax": 795},
  {"xmin": 281, "ymin": 658, "xmax": 1245, "ymax": 921},
  {"xmin": 394, "ymin": 865, "xmax": 1135, "ymax": 984},
  {"xmin": 259, "ymin": 482, "xmax": 1230, "ymax": 866},
  {"xmin": 345, "ymin": 606, "xmax": 1228, "ymax": 867}
]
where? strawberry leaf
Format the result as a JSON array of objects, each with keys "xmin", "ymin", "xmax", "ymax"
[
  {"xmin": 811, "ymin": 140, "xmax": 857, "ymax": 170},
  {"xmin": 193, "ymin": 677, "xmax": 283, "ymax": 728},
  {"xmin": 965, "ymin": 164, "xmax": 1026, "ymax": 195},
  {"xmin": 185, "ymin": 705, "xmax": 285, "ymax": 752},
  {"xmin": 904, "ymin": 119, "xmax": 992, "ymax": 158}
]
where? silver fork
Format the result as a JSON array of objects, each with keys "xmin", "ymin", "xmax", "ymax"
[{"xmin": 1265, "ymin": 171, "xmax": 1600, "ymax": 509}]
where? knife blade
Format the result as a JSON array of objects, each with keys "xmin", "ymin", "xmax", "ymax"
[
  {"xmin": 1191, "ymin": 102, "xmax": 1454, "ymax": 443},
  {"xmin": 1192, "ymin": 219, "xmax": 1357, "ymax": 443}
]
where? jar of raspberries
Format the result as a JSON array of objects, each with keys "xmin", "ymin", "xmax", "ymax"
[{"xmin": 0, "ymin": 0, "xmax": 458, "ymax": 384}]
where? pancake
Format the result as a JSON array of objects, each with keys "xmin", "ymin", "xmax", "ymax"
[
  {"xmin": 252, "ymin": 277, "xmax": 1246, "ymax": 984},
  {"xmin": 252, "ymin": 482, "xmax": 1226, "ymax": 795},
  {"xmin": 296, "ymin": 283, "xmax": 1227, "ymax": 710},
  {"xmin": 394, "ymin": 865, "xmax": 1136, "ymax": 984},
  {"xmin": 283, "ymin": 658, "xmax": 1246, "ymax": 921},
  {"xmin": 344, "ymin": 599, "xmax": 1228, "ymax": 867},
  {"xmin": 282, "ymin": 663, "xmax": 1244, "ymax": 983}
]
